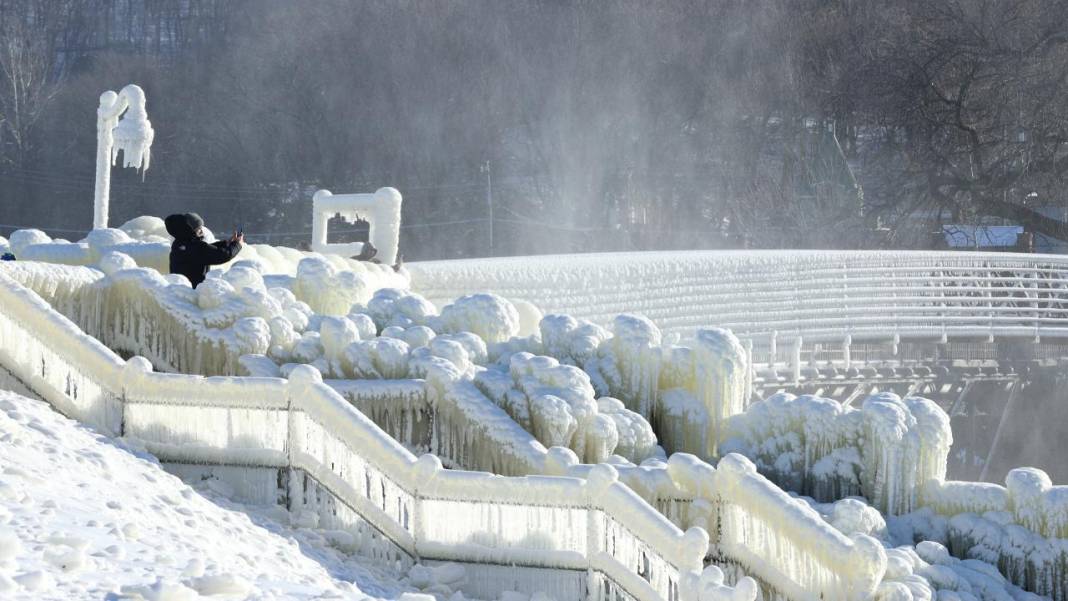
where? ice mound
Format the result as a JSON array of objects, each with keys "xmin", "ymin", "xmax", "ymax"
[
  {"xmin": 97, "ymin": 251, "xmax": 138, "ymax": 276},
  {"xmin": 118, "ymin": 215, "xmax": 170, "ymax": 241},
  {"xmin": 85, "ymin": 227, "xmax": 133, "ymax": 250},
  {"xmin": 473, "ymin": 352, "xmax": 659, "ymax": 463},
  {"xmin": 539, "ymin": 313, "xmax": 610, "ymax": 367},
  {"xmin": 8, "ymin": 229, "xmax": 51, "ymax": 256},
  {"xmin": 720, "ymin": 392, "xmax": 952, "ymax": 515},
  {"xmin": 681, "ymin": 566, "xmax": 759, "ymax": 601},
  {"xmin": 437, "ymin": 293, "xmax": 520, "ymax": 343},
  {"xmin": 294, "ymin": 256, "xmax": 371, "ymax": 315}
]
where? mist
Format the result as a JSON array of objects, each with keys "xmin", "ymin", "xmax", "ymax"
[
  {"xmin": 0, "ymin": 0, "xmax": 879, "ymax": 259},
  {"xmin": 3, "ymin": 0, "xmax": 1068, "ymax": 476}
]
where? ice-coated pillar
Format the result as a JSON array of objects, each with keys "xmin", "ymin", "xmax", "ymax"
[
  {"xmin": 94, "ymin": 84, "xmax": 153, "ymax": 230},
  {"xmin": 693, "ymin": 328, "xmax": 749, "ymax": 455},
  {"xmin": 371, "ymin": 187, "xmax": 402, "ymax": 265}
]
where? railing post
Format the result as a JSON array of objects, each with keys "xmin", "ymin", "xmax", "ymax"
[
  {"xmin": 285, "ymin": 365, "xmax": 323, "ymax": 513},
  {"xmin": 791, "ymin": 336, "xmax": 803, "ymax": 384},
  {"xmin": 769, "ymin": 331, "xmax": 778, "ymax": 368},
  {"xmin": 842, "ymin": 335, "xmax": 852, "ymax": 369},
  {"xmin": 586, "ymin": 464, "xmax": 618, "ymax": 601},
  {"xmin": 412, "ymin": 453, "xmax": 442, "ymax": 561},
  {"xmin": 742, "ymin": 338, "xmax": 754, "ymax": 402},
  {"xmin": 120, "ymin": 356, "xmax": 152, "ymax": 439}
]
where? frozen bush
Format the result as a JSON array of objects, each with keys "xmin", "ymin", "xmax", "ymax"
[
  {"xmin": 344, "ymin": 337, "xmax": 411, "ymax": 379},
  {"xmin": 437, "ymin": 293, "xmax": 519, "ymax": 343},
  {"xmin": 98, "ymin": 251, "xmax": 138, "ymax": 276},
  {"xmin": 197, "ymin": 278, "xmax": 236, "ymax": 310}
]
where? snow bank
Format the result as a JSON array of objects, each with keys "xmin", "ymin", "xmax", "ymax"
[
  {"xmin": 0, "ymin": 390, "xmax": 398, "ymax": 600},
  {"xmin": 720, "ymin": 392, "xmax": 952, "ymax": 515}
]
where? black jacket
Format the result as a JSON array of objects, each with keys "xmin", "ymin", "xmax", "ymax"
[{"xmin": 164, "ymin": 213, "xmax": 240, "ymax": 288}]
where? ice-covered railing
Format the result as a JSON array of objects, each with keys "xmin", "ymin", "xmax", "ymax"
[
  {"xmin": 5, "ymin": 220, "xmax": 410, "ymax": 317},
  {"xmin": 921, "ymin": 469, "xmax": 1068, "ymax": 539},
  {"xmin": 2, "ymin": 258, "xmax": 407, "ymax": 376},
  {"xmin": 408, "ymin": 251, "xmax": 1068, "ymax": 349},
  {"xmin": 710, "ymin": 454, "xmax": 886, "ymax": 600},
  {"xmin": 539, "ymin": 450, "xmax": 888, "ymax": 601},
  {"xmin": 0, "ymin": 269, "xmax": 709, "ymax": 601}
]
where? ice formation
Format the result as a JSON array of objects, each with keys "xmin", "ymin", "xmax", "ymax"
[
  {"xmin": 720, "ymin": 392, "xmax": 952, "ymax": 515},
  {"xmin": 436, "ymin": 293, "xmax": 521, "ymax": 344},
  {"xmin": 581, "ymin": 318, "xmax": 750, "ymax": 459},
  {"xmin": 1, "ymin": 222, "xmax": 408, "ymax": 293},
  {"xmin": 312, "ymin": 187, "xmax": 403, "ymax": 265},
  {"xmin": 6, "ymin": 235, "xmax": 1068, "ymax": 601},
  {"xmin": 473, "ymin": 352, "xmax": 659, "ymax": 464}
]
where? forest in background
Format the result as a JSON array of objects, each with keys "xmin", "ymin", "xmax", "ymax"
[{"xmin": 1, "ymin": 0, "xmax": 1067, "ymax": 259}]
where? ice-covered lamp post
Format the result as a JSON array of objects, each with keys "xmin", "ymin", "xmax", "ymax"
[{"xmin": 93, "ymin": 84, "xmax": 154, "ymax": 230}]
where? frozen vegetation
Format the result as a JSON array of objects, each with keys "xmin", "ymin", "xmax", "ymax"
[{"xmin": 2, "ymin": 220, "xmax": 1068, "ymax": 600}]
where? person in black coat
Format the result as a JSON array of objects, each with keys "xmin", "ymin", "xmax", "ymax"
[{"xmin": 164, "ymin": 213, "xmax": 243, "ymax": 288}]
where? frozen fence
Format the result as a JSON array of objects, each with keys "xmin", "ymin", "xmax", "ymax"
[
  {"xmin": 0, "ymin": 269, "xmax": 709, "ymax": 601},
  {"xmin": 409, "ymin": 250, "xmax": 1068, "ymax": 346},
  {"xmin": 711, "ymin": 454, "xmax": 885, "ymax": 601}
]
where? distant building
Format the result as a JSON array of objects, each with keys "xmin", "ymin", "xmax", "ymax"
[
  {"xmin": 941, "ymin": 225, "xmax": 1023, "ymax": 250},
  {"xmin": 938, "ymin": 213, "xmax": 1068, "ymax": 254}
]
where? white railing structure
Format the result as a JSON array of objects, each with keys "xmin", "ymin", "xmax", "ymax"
[
  {"xmin": 408, "ymin": 250, "xmax": 1068, "ymax": 350},
  {"xmin": 0, "ymin": 269, "xmax": 708, "ymax": 601},
  {"xmin": 312, "ymin": 188, "xmax": 403, "ymax": 264},
  {"xmin": 0, "ymin": 267, "xmax": 899, "ymax": 601}
]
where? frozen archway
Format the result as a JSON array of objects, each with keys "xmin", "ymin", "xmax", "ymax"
[{"xmin": 311, "ymin": 187, "xmax": 402, "ymax": 264}]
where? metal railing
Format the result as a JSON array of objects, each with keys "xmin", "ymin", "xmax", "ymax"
[{"xmin": 409, "ymin": 250, "xmax": 1068, "ymax": 345}]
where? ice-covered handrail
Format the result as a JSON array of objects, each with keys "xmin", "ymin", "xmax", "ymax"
[
  {"xmin": 0, "ymin": 271, "xmax": 707, "ymax": 601},
  {"xmin": 712, "ymin": 454, "xmax": 886, "ymax": 601},
  {"xmin": 921, "ymin": 469, "xmax": 1068, "ymax": 600},
  {"xmin": 922, "ymin": 469, "xmax": 1068, "ymax": 540},
  {"xmin": 408, "ymin": 250, "xmax": 1068, "ymax": 346}
]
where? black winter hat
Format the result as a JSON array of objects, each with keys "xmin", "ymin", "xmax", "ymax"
[{"xmin": 164, "ymin": 213, "xmax": 205, "ymax": 241}]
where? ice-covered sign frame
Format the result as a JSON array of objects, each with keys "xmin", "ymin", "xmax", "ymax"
[{"xmin": 311, "ymin": 187, "xmax": 402, "ymax": 264}]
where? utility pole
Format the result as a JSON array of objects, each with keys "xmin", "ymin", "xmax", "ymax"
[{"xmin": 483, "ymin": 160, "xmax": 494, "ymax": 255}]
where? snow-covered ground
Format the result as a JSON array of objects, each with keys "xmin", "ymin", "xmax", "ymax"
[{"xmin": 0, "ymin": 389, "xmax": 406, "ymax": 601}]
